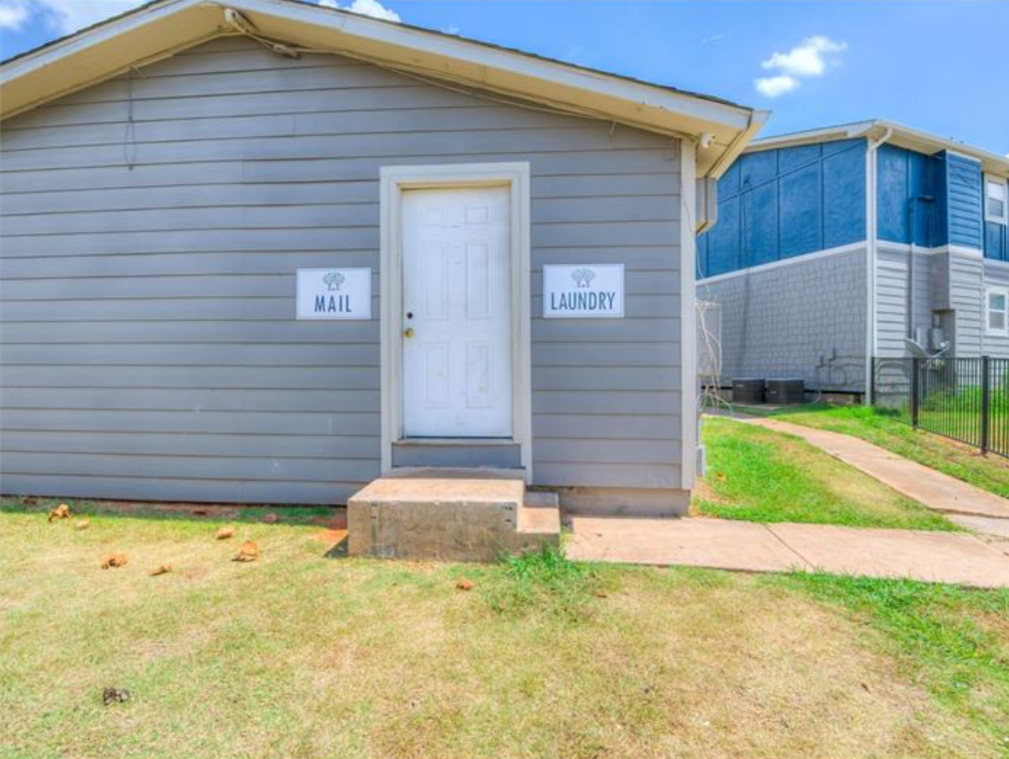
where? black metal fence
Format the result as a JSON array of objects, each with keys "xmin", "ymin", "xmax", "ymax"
[
  {"xmin": 871, "ymin": 356, "xmax": 1009, "ymax": 459},
  {"xmin": 867, "ymin": 355, "xmax": 1008, "ymax": 456}
]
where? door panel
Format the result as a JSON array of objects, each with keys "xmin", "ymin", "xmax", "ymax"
[{"xmin": 402, "ymin": 187, "xmax": 512, "ymax": 438}]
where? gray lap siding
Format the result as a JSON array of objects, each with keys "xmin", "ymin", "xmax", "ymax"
[
  {"xmin": 983, "ymin": 261, "xmax": 1009, "ymax": 357},
  {"xmin": 0, "ymin": 37, "xmax": 683, "ymax": 503}
]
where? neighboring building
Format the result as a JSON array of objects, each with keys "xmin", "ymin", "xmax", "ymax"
[
  {"xmin": 0, "ymin": 0, "xmax": 765, "ymax": 514},
  {"xmin": 697, "ymin": 120, "xmax": 1009, "ymax": 397}
]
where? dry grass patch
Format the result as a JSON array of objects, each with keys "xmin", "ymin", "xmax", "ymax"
[{"xmin": 0, "ymin": 503, "xmax": 1003, "ymax": 759}]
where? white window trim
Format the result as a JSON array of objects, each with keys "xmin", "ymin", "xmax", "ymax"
[
  {"xmin": 986, "ymin": 286, "xmax": 1009, "ymax": 337},
  {"xmin": 984, "ymin": 174, "xmax": 1008, "ymax": 225},
  {"xmin": 379, "ymin": 162, "xmax": 533, "ymax": 482}
]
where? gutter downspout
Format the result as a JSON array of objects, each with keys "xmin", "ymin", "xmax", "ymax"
[{"xmin": 864, "ymin": 125, "xmax": 892, "ymax": 404}]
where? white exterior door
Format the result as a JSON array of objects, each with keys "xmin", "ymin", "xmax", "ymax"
[{"xmin": 401, "ymin": 186, "xmax": 513, "ymax": 438}]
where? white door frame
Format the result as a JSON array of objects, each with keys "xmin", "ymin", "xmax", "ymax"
[{"xmin": 379, "ymin": 162, "xmax": 532, "ymax": 482}]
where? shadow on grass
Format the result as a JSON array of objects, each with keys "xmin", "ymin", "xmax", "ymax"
[
  {"xmin": 0, "ymin": 495, "xmax": 340, "ymax": 528},
  {"xmin": 322, "ymin": 538, "xmax": 349, "ymax": 559},
  {"xmin": 714, "ymin": 401, "xmax": 902, "ymax": 421}
]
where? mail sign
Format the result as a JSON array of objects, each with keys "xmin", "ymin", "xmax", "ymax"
[
  {"xmin": 296, "ymin": 268, "xmax": 372, "ymax": 320},
  {"xmin": 542, "ymin": 264, "xmax": 625, "ymax": 318}
]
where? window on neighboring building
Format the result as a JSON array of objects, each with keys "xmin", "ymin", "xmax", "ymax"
[
  {"xmin": 986, "ymin": 175, "xmax": 1008, "ymax": 224},
  {"xmin": 987, "ymin": 288, "xmax": 1009, "ymax": 336}
]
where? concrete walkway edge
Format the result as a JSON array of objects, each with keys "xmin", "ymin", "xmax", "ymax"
[
  {"xmin": 568, "ymin": 516, "xmax": 1009, "ymax": 588},
  {"xmin": 733, "ymin": 416, "xmax": 1009, "ymax": 520}
]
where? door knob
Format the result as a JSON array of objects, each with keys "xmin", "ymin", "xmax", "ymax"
[{"xmin": 404, "ymin": 327, "xmax": 415, "ymax": 338}]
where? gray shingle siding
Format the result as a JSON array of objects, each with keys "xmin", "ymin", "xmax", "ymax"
[
  {"xmin": 699, "ymin": 247, "xmax": 868, "ymax": 392},
  {"xmin": 0, "ymin": 37, "xmax": 685, "ymax": 503}
]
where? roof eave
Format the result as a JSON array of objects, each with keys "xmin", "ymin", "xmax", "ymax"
[
  {"xmin": 0, "ymin": 0, "xmax": 763, "ymax": 177},
  {"xmin": 748, "ymin": 119, "xmax": 1009, "ymax": 177}
]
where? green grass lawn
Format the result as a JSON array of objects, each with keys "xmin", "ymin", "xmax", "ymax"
[
  {"xmin": 694, "ymin": 416, "xmax": 958, "ymax": 530},
  {"xmin": 754, "ymin": 404, "xmax": 1009, "ymax": 500},
  {"xmin": 2, "ymin": 500, "xmax": 1009, "ymax": 759}
]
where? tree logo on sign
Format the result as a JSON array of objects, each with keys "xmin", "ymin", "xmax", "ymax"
[
  {"xmin": 322, "ymin": 271, "xmax": 345, "ymax": 291},
  {"xmin": 571, "ymin": 267, "xmax": 596, "ymax": 288}
]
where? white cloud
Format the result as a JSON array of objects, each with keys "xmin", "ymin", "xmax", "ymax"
[
  {"xmin": 0, "ymin": 0, "xmax": 400, "ymax": 37},
  {"xmin": 318, "ymin": 0, "xmax": 399, "ymax": 22},
  {"xmin": 701, "ymin": 33, "xmax": 727, "ymax": 44},
  {"xmin": 348, "ymin": 0, "xmax": 399, "ymax": 21},
  {"xmin": 762, "ymin": 35, "xmax": 846, "ymax": 77},
  {"xmin": 13, "ymin": 0, "xmax": 147, "ymax": 35},
  {"xmin": 755, "ymin": 35, "xmax": 847, "ymax": 98},
  {"xmin": 0, "ymin": 0, "xmax": 30, "ymax": 31},
  {"xmin": 754, "ymin": 75, "xmax": 799, "ymax": 98}
]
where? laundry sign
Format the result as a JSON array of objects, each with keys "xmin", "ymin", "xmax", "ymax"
[
  {"xmin": 296, "ymin": 268, "xmax": 372, "ymax": 320},
  {"xmin": 542, "ymin": 264, "xmax": 625, "ymax": 318}
]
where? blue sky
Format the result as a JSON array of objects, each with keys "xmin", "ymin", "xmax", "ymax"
[{"xmin": 2, "ymin": 0, "xmax": 1007, "ymax": 154}]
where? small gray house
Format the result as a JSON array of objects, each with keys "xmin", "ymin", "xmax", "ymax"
[
  {"xmin": 0, "ymin": 0, "xmax": 766, "ymax": 516},
  {"xmin": 697, "ymin": 120, "xmax": 1009, "ymax": 398}
]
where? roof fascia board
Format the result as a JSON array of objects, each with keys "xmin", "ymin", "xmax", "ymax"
[
  {"xmin": 0, "ymin": 0, "xmax": 764, "ymax": 176},
  {"xmin": 1, "ymin": 0, "xmax": 752, "ymax": 132},
  {"xmin": 749, "ymin": 119, "xmax": 1009, "ymax": 176},
  {"xmin": 746, "ymin": 121, "xmax": 874, "ymax": 153},
  {"xmin": 706, "ymin": 109, "xmax": 769, "ymax": 178},
  {"xmin": 0, "ymin": 0, "xmax": 222, "ymax": 120},
  {"xmin": 229, "ymin": 0, "xmax": 753, "ymax": 131},
  {"xmin": 1, "ymin": 0, "xmax": 194, "ymax": 82}
]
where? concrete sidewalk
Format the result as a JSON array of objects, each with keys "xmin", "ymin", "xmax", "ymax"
[
  {"xmin": 735, "ymin": 416, "xmax": 1009, "ymax": 520},
  {"xmin": 567, "ymin": 516, "xmax": 1009, "ymax": 588}
]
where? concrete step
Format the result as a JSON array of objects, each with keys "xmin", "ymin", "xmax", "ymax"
[
  {"xmin": 347, "ymin": 468, "xmax": 558, "ymax": 562},
  {"xmin": 519, "ymin": 490, "xmax": 561, "ymax": 536}
]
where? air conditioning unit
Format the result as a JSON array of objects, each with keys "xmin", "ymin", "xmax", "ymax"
[
  {"xmin": 766, "ymin": 378, "xmax": 805, "ymax": 405},
  {"xmin": 732, "ymin": 378, "xmax": 765, "ymax": 404}
]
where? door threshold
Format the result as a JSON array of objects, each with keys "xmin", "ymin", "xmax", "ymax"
[
  {"xmin": 395, "ymin": 438, "xmax": 518, "ymax": 447},
  {"xmin": 384, "ymin": 466, "xmax": 526, "ymax": 480}
]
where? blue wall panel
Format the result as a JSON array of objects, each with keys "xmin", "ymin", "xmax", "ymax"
[
  {"xmin": 822, "ymin": 142, "xmax": 866, "ymax": 249},
  {"xmin": 986, "ymin": 221, "xmax": 1008, "ymax": 262},
  {"xmin": 698, "ymin": 138, "xmax": 867, "ymax": 278},
  {"xmin": 739, "ymin": 150, "xmax": 778, "ymax": 189},
  {"xmin": 876, "ymin": 144, "xmax": 954, "ymax": 247},
  {"xmin": 696, "ymin": 228, "xmax": 708, "ymax": 278},
  {"xmin": 908, "ymin": 151, "xmax": 933, "ymax": 244},
  {"xmin": 705, "ymin": 194, "xmax": 740, "ymax": 276},
  {"xmin": 932, "ymin": 153, "xmax": 949, "ymax": 245},
  {"xmin": 945, "ymin": 152, "xmax": 984, "ymax": 251},
  {"xmin": 720, "ymin": 160, "xmax": 741, "ymax": 197},
  {"xmin": 780, "ymin": 162, "xmax": 822, "ymax": 257},
  {"xmin": 743, "ymin": 181, "xmax": 779, "ymax": 265},
  {"xmin": 699, "ymin": 134, "xmax": 1000, "ymax": 277},
  {"xmin": 822, "ymin": 138, "xmax": 863, "ymax": 157},
  {"xmin": 779, "ymin": 143, "xmax": 822, "ymax": 173},
  {"xmin": 877, "ymin": 145, "xmax": 911, "ymax": 243}
]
